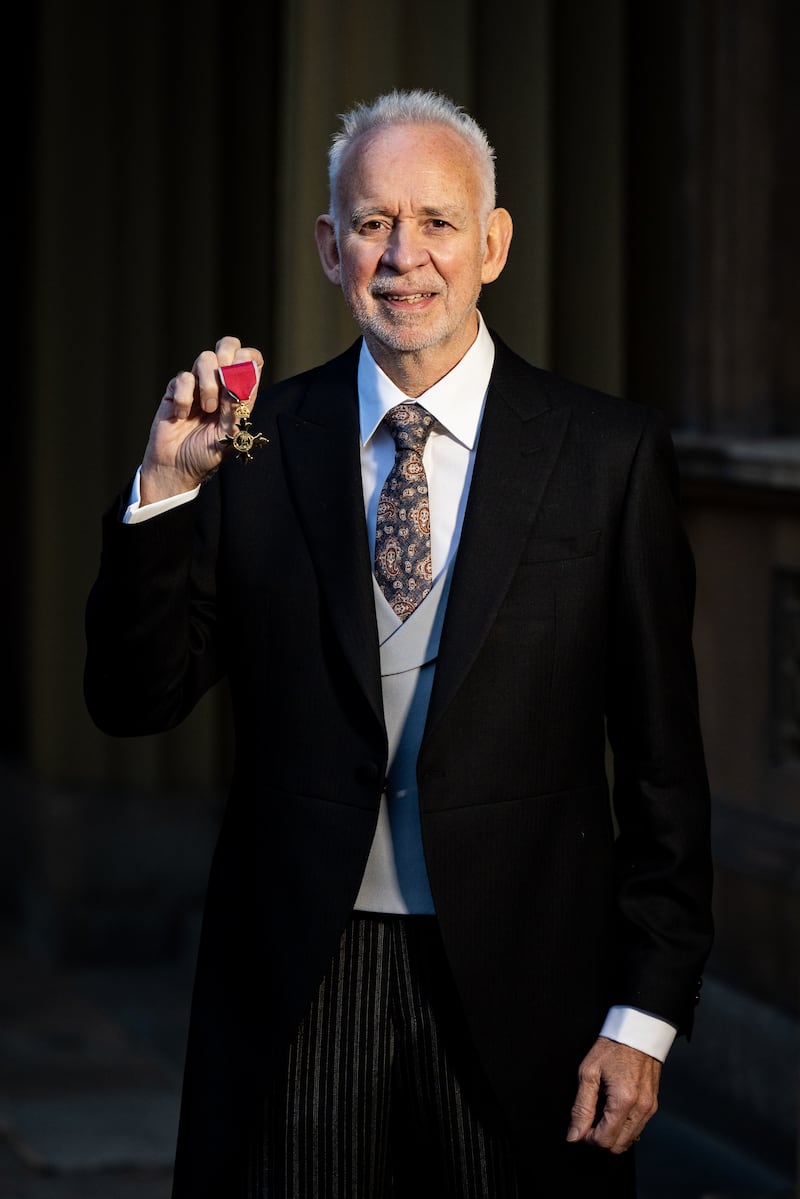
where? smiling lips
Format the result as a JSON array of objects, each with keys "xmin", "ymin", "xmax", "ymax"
[{"xmin": 380, "ymin": 292, "xmax": 435, "ymax": 304}]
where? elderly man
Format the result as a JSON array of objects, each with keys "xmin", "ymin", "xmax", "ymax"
[{"xmin": 85, "ymin": 89, "xmax": 713, "ymax": 1198}]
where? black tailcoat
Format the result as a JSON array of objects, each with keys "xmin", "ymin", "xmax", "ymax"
[{"xmin": 85, "ymin": 334, "xmax": 713, "ymax": 1196}]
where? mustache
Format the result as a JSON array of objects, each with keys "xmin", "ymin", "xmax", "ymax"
[{"xmin": 368, "ymin": 278, "xmax": 440, "ymax": 296}]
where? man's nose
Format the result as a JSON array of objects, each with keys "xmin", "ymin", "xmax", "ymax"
[{"xmin": 380, "ymin": 222, "xmax": 430, "ymax": 272}]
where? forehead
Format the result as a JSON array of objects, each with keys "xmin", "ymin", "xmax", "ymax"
[{"xmin": 336, "ymin": 122, "xmax": 482, "ymax": 211}]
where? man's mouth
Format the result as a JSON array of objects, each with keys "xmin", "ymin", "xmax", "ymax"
[{"xmin": 381, "ymin": 292, "xmax": 434, "ymax": 304}]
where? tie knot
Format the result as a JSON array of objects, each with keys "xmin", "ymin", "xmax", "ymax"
[{"xmin": 383, "ymin": 404, "xmax": 436, "ymax": 456}]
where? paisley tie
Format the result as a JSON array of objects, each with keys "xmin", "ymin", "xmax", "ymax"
[{"xmin": 374, "ymin": 404, "xmax": 436, "ymax": 620}]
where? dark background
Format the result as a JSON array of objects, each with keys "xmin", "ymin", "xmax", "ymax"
[{"xmin": 2, "ymin": 2, "xmax": 798, "ymax": 1196}]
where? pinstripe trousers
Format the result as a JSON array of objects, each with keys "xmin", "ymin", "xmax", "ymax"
[{"xmin": 244, "ymin": 913, "xmax": 521, "ymax": 1198}]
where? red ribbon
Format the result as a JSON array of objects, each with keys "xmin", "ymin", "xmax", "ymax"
[{"xmin": 218, "ymin": 360, "xmax": 258, "ymax": 402}]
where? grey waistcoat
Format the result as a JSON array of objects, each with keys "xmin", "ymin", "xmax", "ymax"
[{"xmin": 353, "ymin": 566, "xmax": 454, "ymax": 914}]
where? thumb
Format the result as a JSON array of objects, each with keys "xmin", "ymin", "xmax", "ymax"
[{"xmin": 566, "ymin": 1075, "xmax": 600, "ymax": 1143}]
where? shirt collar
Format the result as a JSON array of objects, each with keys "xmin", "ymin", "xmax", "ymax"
[{"xmin": 358, "ymin": 311, "xmax": 495, "ymax": 451}]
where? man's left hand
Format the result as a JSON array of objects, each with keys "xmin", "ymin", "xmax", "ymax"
[{"xmin": 566, "ymin": 1036, "xmax": 661, "ymax": 1153}]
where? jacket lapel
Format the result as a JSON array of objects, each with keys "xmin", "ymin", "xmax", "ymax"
[
  {"xmin": 275, "ymin": 335, "xmax": 571, "ymax": 744},
  {"xmin": 425, "ymin": 339, "xmax": 571, "ymax": 737},
  {"xmin": 277, "ymin": 344, "xmax": 385, "ymax": 735}
]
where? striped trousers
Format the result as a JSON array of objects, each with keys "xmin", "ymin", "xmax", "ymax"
[{"xmin": 244, "ymin": 913, "xmax": 520, "ymax": 1198}]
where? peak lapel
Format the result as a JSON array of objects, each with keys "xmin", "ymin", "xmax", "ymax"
[
  {"xmin": 425, "ymin": 347, "xmax": 571, "ymax": 738},
  {"xmin": 277, "ymin": 357, "xmax": 384, "ymax": 733}
]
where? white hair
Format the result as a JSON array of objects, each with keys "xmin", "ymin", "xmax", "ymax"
[{"xmin": 327, "ymin": 89, "xmax": 497, "ymax": 227}]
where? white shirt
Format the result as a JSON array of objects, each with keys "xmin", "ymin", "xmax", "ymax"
[{"xmin": 125, "ymin": 313, "xmax": 676, "ymax": 1062}]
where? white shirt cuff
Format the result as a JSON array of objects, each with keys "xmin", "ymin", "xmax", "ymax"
[
  {"xmin": 124, "ymin": 466, "xmax": 201, "ymax": 524},
  {"xmin": 600, "ymin": 1006, "xmax": 677, "ymax": 1063}
]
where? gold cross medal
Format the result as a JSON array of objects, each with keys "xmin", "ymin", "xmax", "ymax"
[{"xmin": 218, "ymin": 360, "xmax": 269, "ymax": 463}]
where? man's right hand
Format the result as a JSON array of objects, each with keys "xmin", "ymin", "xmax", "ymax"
[{"xmin": 140, "ymin": 335, "xmax": 264, "ymax": 505}]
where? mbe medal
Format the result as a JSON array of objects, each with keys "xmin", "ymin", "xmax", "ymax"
[{"xmin": 218, "ymin": 360, "xmax": 268, "ymax": 463}]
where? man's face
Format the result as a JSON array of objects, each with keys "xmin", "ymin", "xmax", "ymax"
[{"xmin": 317, "ymin": 123, "xmax": 510, "ymax": 378}]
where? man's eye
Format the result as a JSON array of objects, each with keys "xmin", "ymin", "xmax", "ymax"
[
  {"xmin": 429, "ymin": 219, "xmax": 452, "ymax": 230},
  {"xmin": 360, "ymin": 220, "xmax": 387, "ymax": 232}
]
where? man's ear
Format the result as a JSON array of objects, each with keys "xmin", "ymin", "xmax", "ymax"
[
  {"xmin": 315, "ymin": 215, "xmax": 341, "ymax": 285},
  {"xmin": 480, "ymin": 207, "xmax": 513, "ymax": 285}
]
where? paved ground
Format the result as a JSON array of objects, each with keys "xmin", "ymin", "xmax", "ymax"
[{"xmin": 0, "ymin": 940, "xmax": 795, "ymax": 1198}]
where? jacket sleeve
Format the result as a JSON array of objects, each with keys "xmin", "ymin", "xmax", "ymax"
[
  {"xmin": 83, "ymin": 478, "xmax": 223, "ymax": 737},
  {"xmin": 605, "ymin": 407, "xmax": 714, "ymax": 1035}
]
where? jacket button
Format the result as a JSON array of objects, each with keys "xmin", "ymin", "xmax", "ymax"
[{"xmin": 354, "ymin": 763, "xmax": 381, "ymax": 786}]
